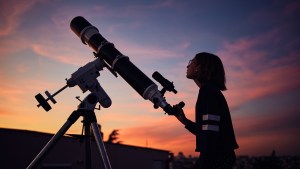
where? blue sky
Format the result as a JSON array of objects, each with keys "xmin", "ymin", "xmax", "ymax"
[{"xmin": 0, "ymin": 0, "xmax": 300, "ymax": 156}]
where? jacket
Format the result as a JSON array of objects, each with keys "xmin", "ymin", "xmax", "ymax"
[{"xmin": 185, "ymin": 83, "xmax": 239, "ymax": 154}]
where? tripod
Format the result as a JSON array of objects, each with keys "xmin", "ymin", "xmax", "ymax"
[{"xmin": 27, "ymin": 93, "xmax": 112, "ymax": 169}]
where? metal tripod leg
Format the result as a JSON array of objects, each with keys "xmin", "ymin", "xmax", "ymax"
[
  {"xmin": 26, "ymin": 111, "xmax": 81, "ymax": 169},
  {"xmin": 84, "ymin": 110, "xmax": 112, "ymax": 169},
  {"xmin": 91, "ymin": 122, "xmax": 112, "ymax": 169},
  {"xmin": 84, "ymin": 117, "xmax": 92, "ymax": 169},
  {"xmin": 27, "ymin": 108, "xmax": 112, "ymax": 169}
]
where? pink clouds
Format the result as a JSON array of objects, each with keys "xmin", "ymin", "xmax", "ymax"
[
  {"xmin": 217, "ymin": 26, "xmax": 300, "ymax": 109},
  {"xmin": 31, "ymin": 35, "xmax": 185, "ymax": 67},
  {"xmin": 0, "ymin": 0, "xmax": 40, "ymax": 36},
  {"xmin": 0, "ymin": 1, "xmax": 185, "ymax": 67},
  {"xmin": 212, "ymin": 11, "xmax": 300, "ymax": 155},
  {"xmin": 234, "ymin": 106, "xmax": 300, "ymax": 137},
  {"xmin": 31, "ymin": 43, "xmax": 91, "ymax": 66},
  {"xmin": 225, "ymin": 61, "xmax": 300, "ymax": 109}
]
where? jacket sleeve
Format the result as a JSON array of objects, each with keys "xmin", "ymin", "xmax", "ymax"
[{"xmin": 184, "ymin": 119, "xmax": 196, "ymax": 135}]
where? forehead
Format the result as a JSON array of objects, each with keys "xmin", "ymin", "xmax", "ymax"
[{"xmin": 191, "ymin": 57, "xmax": 198, "ymax": 64}]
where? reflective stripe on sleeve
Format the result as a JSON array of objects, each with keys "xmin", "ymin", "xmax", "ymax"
[
  {"xmin": 202, "ymin": 114, "xmax": 221, "ymax": 121},
  {"xmin": 202, "ymin": 124, "xmax": 219, "ymax": 132}
]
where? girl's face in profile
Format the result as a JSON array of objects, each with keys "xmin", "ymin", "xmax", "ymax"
[{"xmin": 186, "ymin": 58, "xmax": 200, "ymax": 80}]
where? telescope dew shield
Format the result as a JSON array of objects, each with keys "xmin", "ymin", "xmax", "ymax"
[{"xmin": 70, "ymin": 16, "xmax": 158, "ymax": 101}]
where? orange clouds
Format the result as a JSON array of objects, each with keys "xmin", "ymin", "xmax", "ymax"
[{"xmin": 118, "ymin": 117, "xmax": 198, "ymax": 156}]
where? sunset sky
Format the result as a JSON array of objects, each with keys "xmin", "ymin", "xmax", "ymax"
[{"xmin": 1, "ymin": 0, "xmax": 300, "ymax": 157}]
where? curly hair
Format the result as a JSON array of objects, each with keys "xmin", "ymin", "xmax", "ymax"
[{"xmin": 194, "ymin": 52, "xmax": 227, "ymax": 91}]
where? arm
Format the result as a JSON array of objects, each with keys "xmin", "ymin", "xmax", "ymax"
[{"xmin": 174, "ymin": 106, "xmax": 196, "ymax": 135}]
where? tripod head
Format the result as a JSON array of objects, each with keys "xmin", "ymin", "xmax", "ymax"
[{"xmin": 36, "ymin": 57, "xmax": 112, "ymax": 112}]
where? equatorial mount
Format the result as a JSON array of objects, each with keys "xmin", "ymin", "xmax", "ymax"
[{"xmin": 35, "ymin": 57, "xmax": 112, "ymax": 112}]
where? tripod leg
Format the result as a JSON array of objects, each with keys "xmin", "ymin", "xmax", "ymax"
[
  {"xmin": 84, "ymin": 116, "xmax": 92, "ymax": 169},
  {"xmin": 91, "ymin": 122, "xmax": 112, "ymax": 169},
  {"xmin": 26, "ymin": 111, "xmax": 81, "ymax": 169}
]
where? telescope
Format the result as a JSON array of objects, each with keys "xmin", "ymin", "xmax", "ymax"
[
  {"xmin": 35, "ymin": 16, "xmax": 183, "ymax": 114},
  {"xmin": 28, "ymin": 16, "xmax": 184, "ymax": 169},
  {"xmin": 70, "ymin": 16, "xmax": 184, "ymax": 115}
]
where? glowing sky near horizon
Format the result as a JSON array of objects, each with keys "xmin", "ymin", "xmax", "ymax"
[{"xmin": 1, "ymin": 0, "xmax": 300, "ymax": 157}]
